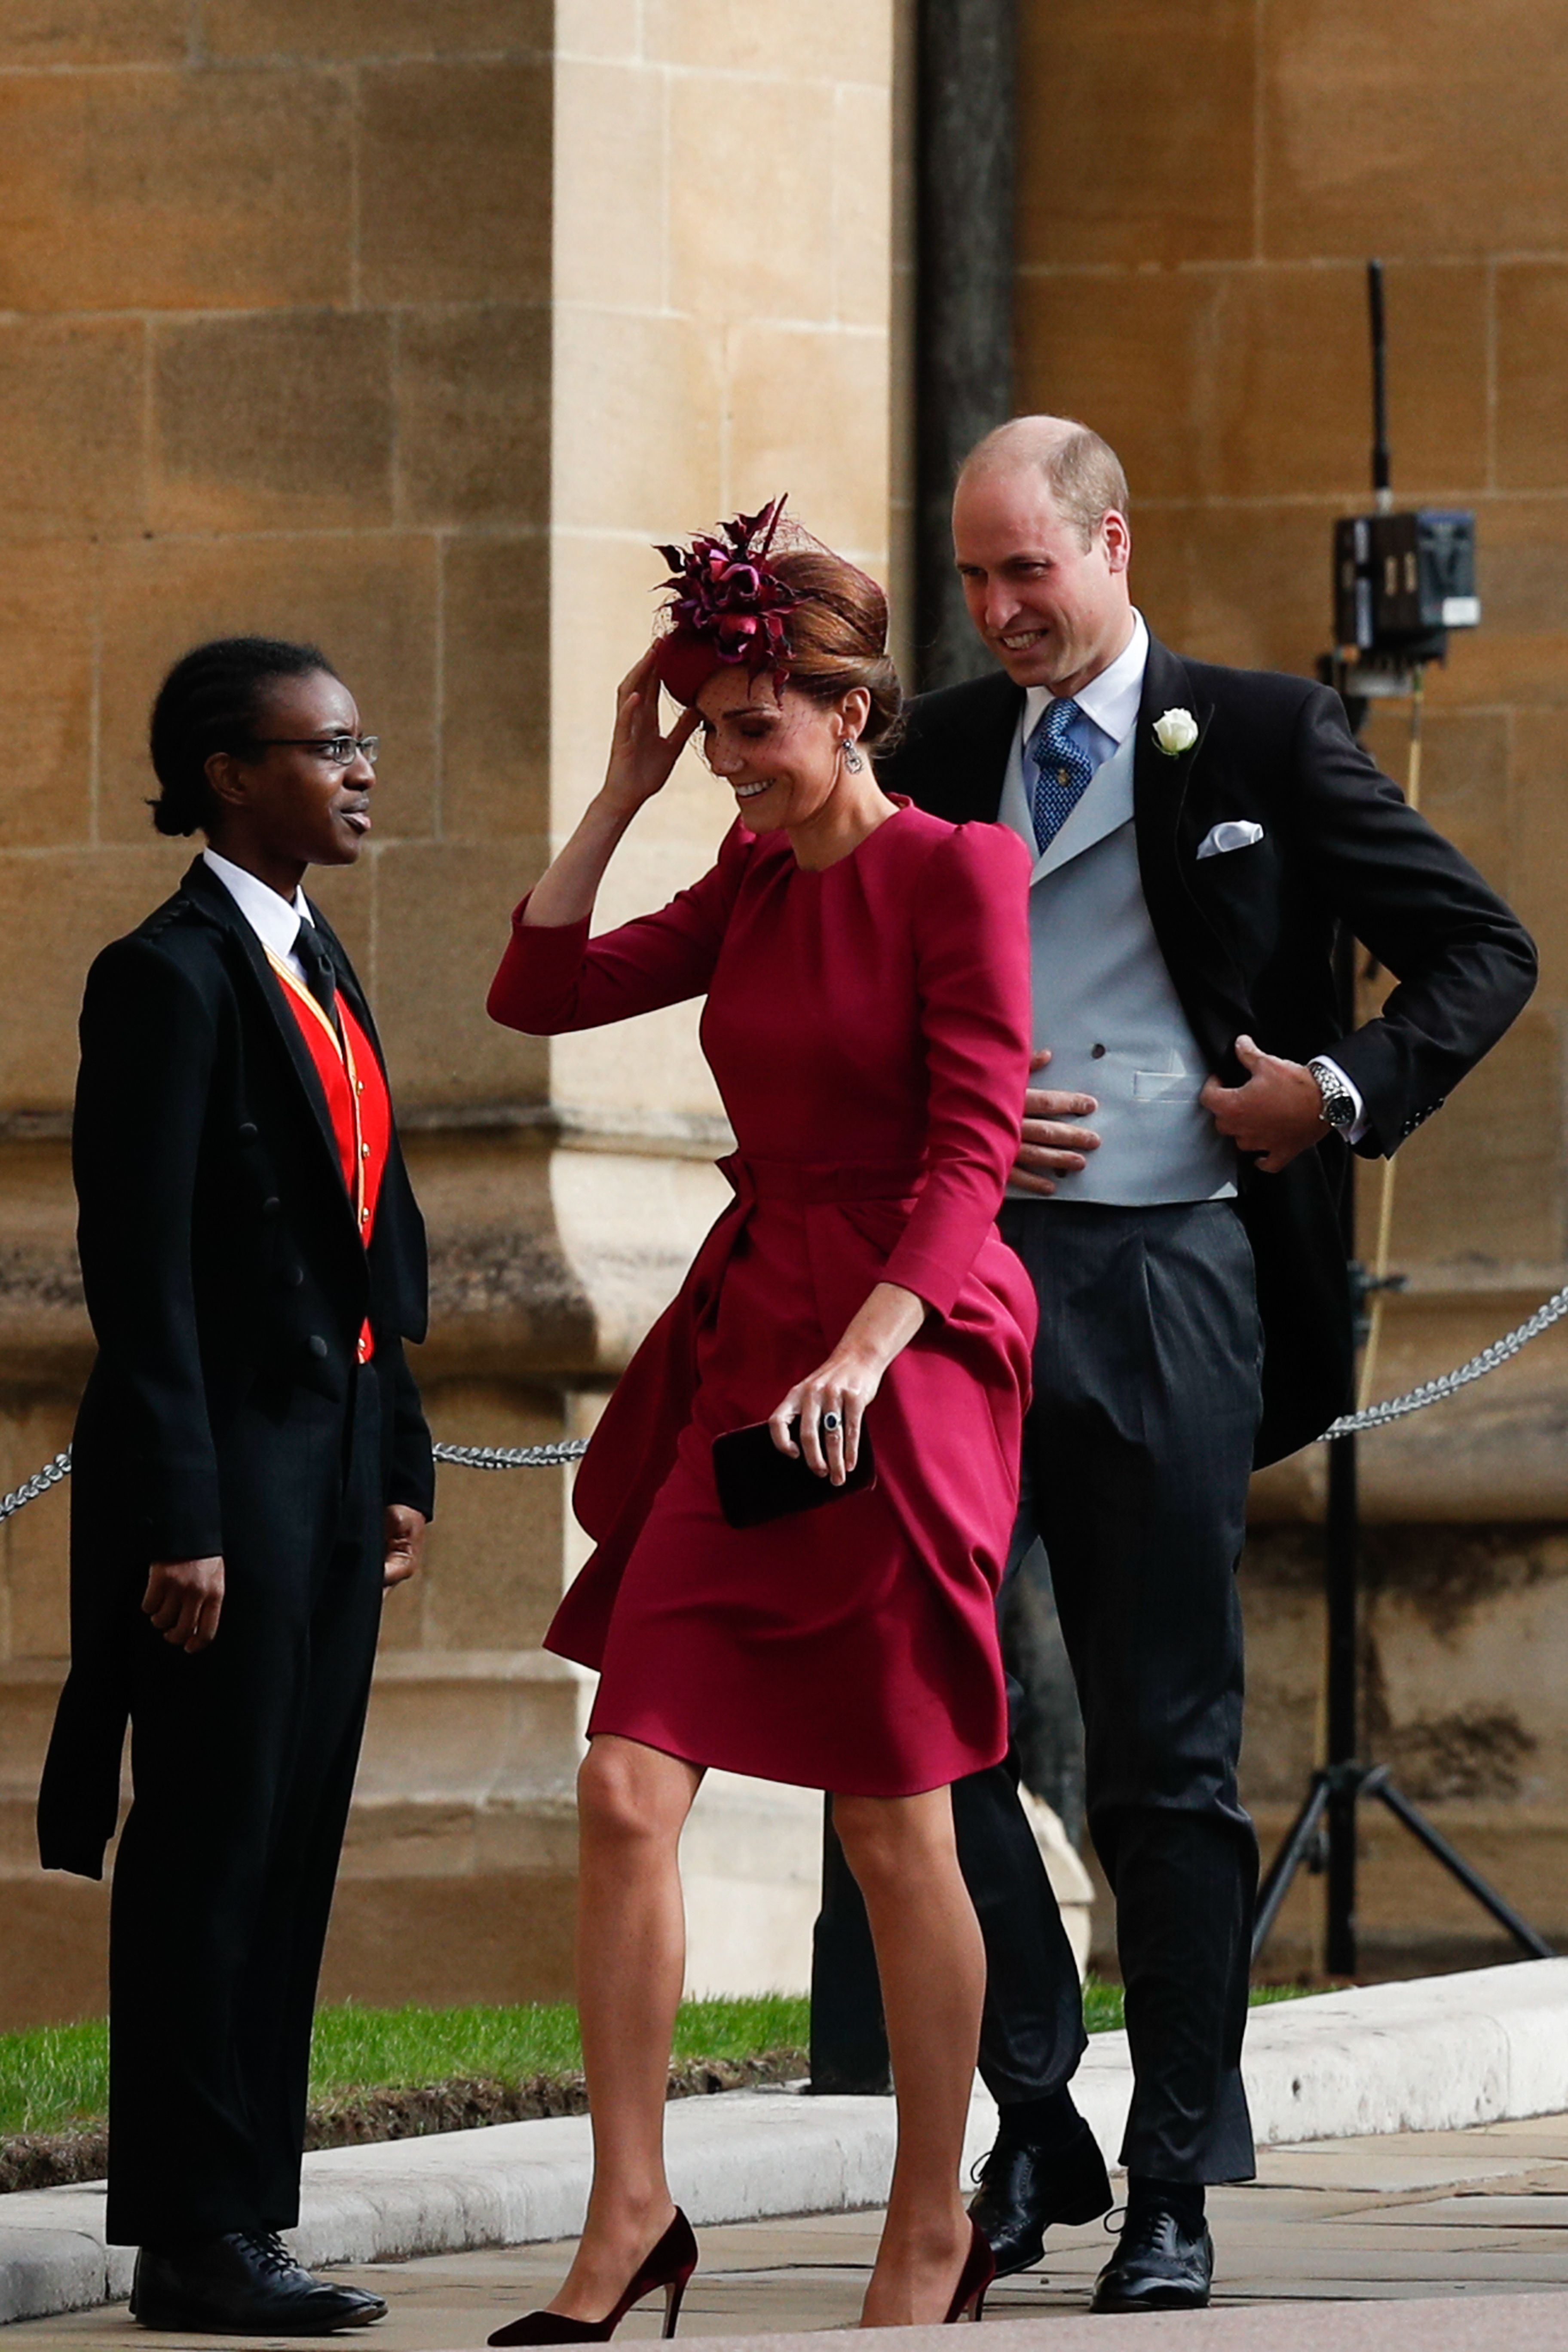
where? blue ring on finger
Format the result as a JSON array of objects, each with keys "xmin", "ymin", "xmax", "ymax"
[{"xmin": 821, "ymin": 1411, "xmax": 842, "ymax": 1433}]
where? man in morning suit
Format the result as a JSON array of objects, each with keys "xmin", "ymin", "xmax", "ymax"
[
  {"xmin": 38, "ymin": 639, "xmax": 435, "ymax": 2335},
  {"xmin": 818, "ymin": 418, "xmax": 1536, "ymax": 2312}
]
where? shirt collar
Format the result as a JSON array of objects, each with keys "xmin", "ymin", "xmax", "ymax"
[
  {"xmin": 202, "ymin": 848, "xmax": 313, "ymax": 964},
  {"xmin": 1022, "ymin": 608, "xmax": 1149, "ymax": 751}
]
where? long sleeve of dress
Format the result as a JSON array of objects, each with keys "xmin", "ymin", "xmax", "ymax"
[
  {"xmin": 883, "ymin": 823, "xmax": 1034, "ymax": 1319},
  {"xmin": 487, "ymin": 824, "xmax": 751, "ymax": 1035}
]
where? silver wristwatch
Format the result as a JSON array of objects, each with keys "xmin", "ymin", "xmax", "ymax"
[{"xmin": 1308, "ymin": 1057, "xmax": 1358, "ymax": 1132}]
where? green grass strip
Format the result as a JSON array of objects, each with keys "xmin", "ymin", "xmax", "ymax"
[{"xmin": 0, "ymin": 1981, "xmax": 1313, "ymax": 2142}]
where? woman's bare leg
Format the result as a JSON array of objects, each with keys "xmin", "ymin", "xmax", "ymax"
[
  {"xmin": 833, "ymin": 1787, "xmax": 985, "ymax": 2329},
  {"xmin": 547, "ymin": 1734, "xmax": 703, "ymax": 2320}
]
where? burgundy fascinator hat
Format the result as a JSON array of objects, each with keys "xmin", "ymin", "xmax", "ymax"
[{"xmin": 652, "ymin": 495, "xmax": 802, "ymax": 707}]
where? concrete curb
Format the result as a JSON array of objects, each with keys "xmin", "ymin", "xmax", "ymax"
[
  {"xmin": 1070, "ymin": 1955, "xmax": 1568, "ymax": 2159},
  {"xmin": 4, "ymin": 1960, "xmax": 1567, "ymax": 2325}
]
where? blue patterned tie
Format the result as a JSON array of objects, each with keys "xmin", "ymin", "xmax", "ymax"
[{"xmin": 1025, "ymin": 698, "xmax": 1095, "ymax": 853}]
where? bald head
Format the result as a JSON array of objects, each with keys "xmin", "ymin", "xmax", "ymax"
[
  {"xmin": 952, "ymin": 416, "xmax": 1135, "ymax": 696},
  {"xmin": 959, "ymin": 416, "xmax": 1130, "ymax": 550}
]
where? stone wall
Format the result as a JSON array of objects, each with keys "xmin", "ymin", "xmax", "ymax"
[
  {"xmin": 1014, "ymin": 0, "xmax": 1568, "ymax": 1968},
  {"xmin": 5, "ymin": 0, "xmax": 1563, "ymax": 2021},
  {"xmin": 0, "ymin": 0, "xmax": 900, "ymax": 2027}
]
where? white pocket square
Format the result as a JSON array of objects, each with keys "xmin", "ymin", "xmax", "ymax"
[{"xmin": 1196, "ymin": 820, "xmax": 1264, "ymax": 861}]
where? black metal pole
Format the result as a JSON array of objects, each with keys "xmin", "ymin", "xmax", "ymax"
[
  {"xmin": 1323, "ymin": 1445, "xmax": 1359, "ymax": 1973},
  {"xmin": 1323, "ymin": 921, "xmax": 1361, "ymax": 1977},
  {"xmin": 1253, "ymin": 728, "xmax": 1556, "ymax": 1974},
  {"xmin": 1367, "ymin": 259, "xmax": 1391, "ymax": 507},
  {"xmin": 913, "ymin": 0, "xmax": 1017, "ymax": 691}
]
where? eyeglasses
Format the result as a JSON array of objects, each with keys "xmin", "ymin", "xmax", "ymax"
[{"xmin": 249, "ymin": 735, "xmax": 380, "ymax": 767}]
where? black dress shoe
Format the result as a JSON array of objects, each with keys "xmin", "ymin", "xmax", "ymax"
[
  {"xmin": 967, "ymin": 2122, "xmax": 1113, "ymax": 2275},
  {"xmin": 132, "ymin": 2231, "xmax": 389, "ymax": 2334},
  {"xmin": 1091, "ymin": 2208, "xmax": 1213, "ymax": 2312}
]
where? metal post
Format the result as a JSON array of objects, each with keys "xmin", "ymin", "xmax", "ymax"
[
  {"xmin": 1323, "ymin": 1440, "xmax": 1360, "ymax": 1974},
  {"xmin": 1253, "ymin": 696, "xmax": 1555, "ymax": 1975},
  {"xmin": 914, "ymin": 0, "xmax": 1017, "ymax": 691},
  {"xmin": 1323, "ymin": 919, "xmax": 1361, "ymax": 1976}
]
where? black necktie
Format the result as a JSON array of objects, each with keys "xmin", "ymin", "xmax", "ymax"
[{"xmin": 294, "ymin": 922, "xmax": 338, "ymax": 1025}]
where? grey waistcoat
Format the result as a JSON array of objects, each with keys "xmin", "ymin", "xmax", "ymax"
[{"xmin": 1002, "ymin": 726, "xmax": 1237, "ymax": 1207}]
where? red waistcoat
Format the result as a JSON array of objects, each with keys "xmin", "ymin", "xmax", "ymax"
[{"xmin": 270, "ymin": 954, "xmax": 392, "ymax": 1363}]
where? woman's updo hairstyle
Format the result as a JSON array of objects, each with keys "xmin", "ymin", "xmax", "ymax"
[
  {"xmin": 148, "ymin": 636, "xmax": 339, "ymax": 838},
  {"xmin": 768, "ymin": 547, "xmax": 903, "ymax": 751}
]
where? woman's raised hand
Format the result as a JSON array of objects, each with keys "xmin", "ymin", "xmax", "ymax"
[
  {"xmin": 603, "ymin": 647, "xmax": 700, "ymax": 815},
  {"xmin": 518, "ymin": 649, "xmax": 701, "ymax": 928}
]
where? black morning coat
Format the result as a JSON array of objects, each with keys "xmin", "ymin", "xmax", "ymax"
[
  {"xmin": 37, "ymin": 856, "xmax": 434, "ymax": 1877},
  {"xmin": 881, "ymin": 636, "xmax": 1539, "ymax": 1468}
]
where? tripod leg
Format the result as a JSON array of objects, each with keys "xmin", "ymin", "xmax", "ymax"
[
  {"xmin": 1252, "ymin": 1775, "xmax": 1332, "ymax": 1965},
  {"xmin": 1369, "ymin": 1774, "xmax": 1555, "ymax": 1960}
]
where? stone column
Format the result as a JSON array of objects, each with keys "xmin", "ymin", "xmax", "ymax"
[{"xmin": 0, "ymin": 0, "xmax": 902, "ymax": 2025}]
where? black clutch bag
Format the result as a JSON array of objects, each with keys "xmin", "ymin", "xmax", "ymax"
[{"xmin": 712, "ymin": 1417, "xmax": 877, "ymax": 1531}]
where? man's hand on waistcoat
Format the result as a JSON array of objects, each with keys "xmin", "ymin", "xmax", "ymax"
[
  {"xmin": 383, "ymin": 1504, "xmax": 427, "ymax": 1590},
  {"xmin": 1014, "ymin": 1047, "xmax": 1101, "ymax": 1196},
  {"xmin": 143, "ymin": 1556, "xmax": 225, "ymax": 1653},
  {"xmin": 1200, "ymin": 1034, "xmax": 1329, "ymax": 1174}
]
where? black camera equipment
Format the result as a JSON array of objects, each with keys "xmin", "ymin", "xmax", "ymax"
[
  {"xmin": 1252, "ymin": 263, "xmax": 1551, "ymax": 1977},
  {"xmin": 1332, "ymin": 260, "xmax": 1479, "ymax": 671}
]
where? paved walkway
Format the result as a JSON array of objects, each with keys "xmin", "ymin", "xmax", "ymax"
[{"xmin": 8, "ymin": 2114, "xmax": 1568, "ymax": 2346}]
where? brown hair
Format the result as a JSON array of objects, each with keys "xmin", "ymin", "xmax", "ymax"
[{"xmin": 771, "ymin": 547, "xmax": 903, "ymax": 749}]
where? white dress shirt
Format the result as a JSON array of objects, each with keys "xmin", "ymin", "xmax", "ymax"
[
  {"xmin": 202, "ymin": 848, "xmax": 316, "ymax": 986},
  {"xmin": 1022, "ymin": 608, "xmax": 1149, "ymax": 768}
]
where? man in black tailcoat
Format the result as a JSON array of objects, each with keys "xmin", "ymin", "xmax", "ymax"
[
  {"xmin": 38, "ymin": 640, "xmax": 434, "ymax": 2335},
  {"xmin": 814, "ymin": 418, "xmax": 1536, "ymax": 2312}
]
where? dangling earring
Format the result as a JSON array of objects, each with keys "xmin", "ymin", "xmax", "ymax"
[{"xmin": 841, "ymin": 735, "xmax": 864, "ymax": 774}]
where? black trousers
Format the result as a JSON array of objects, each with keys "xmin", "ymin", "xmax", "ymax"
[
  {"xmin": 105, "ymin": 1372, "xmax": 385, "ymax": 2248},
  {"xmin": 812, "ymin": 1199, "xmax": 1261, "ymax": 2183}
]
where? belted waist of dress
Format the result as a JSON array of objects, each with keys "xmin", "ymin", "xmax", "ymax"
[{"xmin": 718, "ymin": 1154, "xmax": 925, "ymax": 1207}]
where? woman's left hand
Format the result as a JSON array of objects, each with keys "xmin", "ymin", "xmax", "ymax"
[{"xmin": 769, "ymin": 1282, "xmax": 926, "ymax": 1484}]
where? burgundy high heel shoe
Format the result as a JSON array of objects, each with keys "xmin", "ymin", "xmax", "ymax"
[
  {"xmin": 487, "ymin": 2210, "xmax": 698, "ymax": 2346},
  {"xmin": 944, "ymin": 2217, "xmax": 996, "ymax": 2324}
]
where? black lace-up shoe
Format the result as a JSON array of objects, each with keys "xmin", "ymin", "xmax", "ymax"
[
  {"xmin": 131, "ymin": 2230, "xmax": 389, "ymax": 2333},
  {"xmin": 1091, "ymin": 2206, "xmax": 1214, "ymax": 2313},
  {"xmin": 967, "ymin": 2121, "xmax": 1114, "ymax": 2275}
]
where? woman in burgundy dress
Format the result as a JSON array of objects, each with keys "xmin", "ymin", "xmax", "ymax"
[{"xmin": 486, "ymin": 506, "xmax": 1034, "ymax": 2337}]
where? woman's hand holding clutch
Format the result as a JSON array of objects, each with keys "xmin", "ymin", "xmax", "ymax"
[{"xmin": 769, "ymin": 1280, "xmax": 926, "ymax": 1484}]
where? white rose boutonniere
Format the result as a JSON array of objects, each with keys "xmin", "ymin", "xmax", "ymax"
[{"xmin": 1152, "ymin": 707, "xmax": 1199, "ymax": 758}]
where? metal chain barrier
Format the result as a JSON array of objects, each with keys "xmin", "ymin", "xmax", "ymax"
[
  {"xmin": 1322, "ymin": 1279, "xmax": 1568, "ymax": 1439},
  {"xmin": 430, "ymin": 1439, "xmax": 590, "ymax": 1470},
  {"xmin": 0, "ymin": 1450, "xmax": 72, "ymax": 1525},
  {"xmin": 5, "ymin": 1283, "xmax": 1568, "ymax": 1522},
  {"xmin": 0, "ymin": 1439, "xmax": 598, "ymax": 1524}
]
